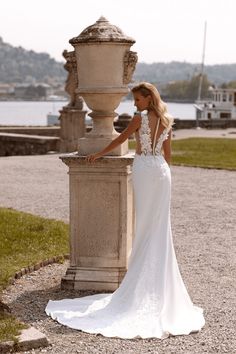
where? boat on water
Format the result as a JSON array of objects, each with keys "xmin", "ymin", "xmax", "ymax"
[
  {"xmin": 194, "ymin": 88, "xmax": 236, "ymax": 120},
  {"xmin": 194, "ymin": 22, "xmax": 236, "ymax": 123}
]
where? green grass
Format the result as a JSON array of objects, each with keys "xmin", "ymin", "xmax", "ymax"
[
  {"xmin": 0, "ymin": 207, "xmax": 69, "ymax": 343},
  {"xmin": 129, "ymin": 138, "xmax": 236, "ymax": 170},
  {"xmin": 171, "ymin": 138, "xmax": 236, "ymax": 170},
  {"xmin": 0, "ymin": 207, "xmax": 69, "ymax": 290},
  {"xmin": 0, "ymin": 313, "xmax": 27, "ymax": 343}
]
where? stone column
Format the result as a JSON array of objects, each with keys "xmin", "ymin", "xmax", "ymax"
[
  {"xmin": 60, "ymin": 107, "xmax": 86, "ymax": 152},
  {"xmin": 59, "ymin": 50, "xmax": 86, "ymax": 152},
  {"xmin": 61, "ymin": 17, "xmax": 138, "ymax": 291}
]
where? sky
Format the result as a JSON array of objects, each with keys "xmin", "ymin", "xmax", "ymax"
[{"xmin": 0, "ymin": 0, "xmax": 235, "ymax": 65}]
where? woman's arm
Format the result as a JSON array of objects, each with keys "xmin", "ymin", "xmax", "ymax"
[
  {"xmin": 162, "ymin": 129, "xmax": 172, "ymax": 165},
  {"xmin": 86, "ymin": 115, "xmax": 141, "ymax": 162}
]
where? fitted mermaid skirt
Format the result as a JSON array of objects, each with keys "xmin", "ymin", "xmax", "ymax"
[{"xmin": 45, "ymin": 154, "xmax": 205, "ymax": 339}]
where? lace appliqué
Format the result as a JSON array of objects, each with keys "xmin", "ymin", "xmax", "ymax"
[
  {"xmin": 139, "ymin": 113, "xmax": 152, "ymax": 155},
  {"xmin": 139, "ymin": 113, "xmax": 169, "ymax": 156},
  {"xmin": 154, "ymin": 128, "xmax": 169, "ymax": 155}
]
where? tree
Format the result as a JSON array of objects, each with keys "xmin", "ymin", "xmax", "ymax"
[
  {"xmin": 163, "ymin": 74, "xmax": 212, "ymax": 101},
  {"xmin": 220, "ymin": 81, "xmax": 236, "ymax": 89}
]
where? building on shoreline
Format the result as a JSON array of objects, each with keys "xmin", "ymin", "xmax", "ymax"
[
  {"xmin": 195, "ymin": 88, "xmax": 236, "ymax": 120},
  {"xmin": 0, "ymin": 82, "xmax": 67, "ymax": 101}
]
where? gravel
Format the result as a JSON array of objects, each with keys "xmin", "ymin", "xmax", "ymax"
[{"xmin": 1, "ymin": 154, "xmax": 236, "ymax": 353}]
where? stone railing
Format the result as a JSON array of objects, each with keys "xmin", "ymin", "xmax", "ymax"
[
  {"xmin": 173, "ymin": 119, "xmax": 236, "ymax": 129},
  {"xmin": 0, "ymin": 126, "xmax": 60, "ymax": 136},
  {"xmin": 0, "ymin": 133, "xmax": 59, "ymax": 156}
]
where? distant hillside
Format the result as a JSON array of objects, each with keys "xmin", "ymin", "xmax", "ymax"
[
  {"xmin": 0, "ymin": 37, "xmax": 236, "ymax": 85},
  {"xmin": 0, "ymin": 37, "xmax": 66, "ymax": 84},
  {"xmin": 134, "ymin": 62, "xmax": 236, "ymax": 85}
]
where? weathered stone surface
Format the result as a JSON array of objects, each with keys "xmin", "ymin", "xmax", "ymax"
[
  {"xmin": 0, "ymin": 133, "xmax": 59, "ymax": 156},
  {"xmin": 62, "ymin": 50, "xmax": 83, "ymax": 109},
  {"xmin": 20, "ymin": 268, "xmax": 26, "ymax": 276},
  {"xmin": 0, "ymin": 126, "xmax": 60, "ymax": 136},
  {"xmin": 34, "ymin": 263, "xmax": 41, "ymax": 271},
  {"xmin": 15, "ymin": 327, "xmax": 49, "ymax": 351},
  {"xmin": 59, "ymin": 107, "xmax": 86, "ymax": 152},
  {"xmin": 70, "ymin": 17, "xmax": 137, "ymax": 156},
  {"xmin": 70, "ymin": 16, "xmax": 135, "ymax": 44},
  {"xmin": 61, "ymin": 154, "xmax": 134, "ymax": 291}
]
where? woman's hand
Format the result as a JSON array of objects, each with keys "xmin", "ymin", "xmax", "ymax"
[
  {"xmin": 85, "ymin": 116, "xmax": 141, "ymax": 162},
  {"xmin": 85, "ymin": 152, "xmax": 102, "ymax": 163}
]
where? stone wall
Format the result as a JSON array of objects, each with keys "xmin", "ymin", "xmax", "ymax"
[
  {"xmin": 0, "ymin": 133, "xmax": 59, "ymax": 156},
  {"xmin": 0, "ymin": 126, "xmax": 60, "ymax": 136},
  {"xmin": 173, "ymin": 119, "xmax": 236, "ymax": 129}
]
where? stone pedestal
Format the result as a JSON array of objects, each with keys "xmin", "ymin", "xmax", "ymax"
[
  {"xmin": 60, "ymin": 107, "xmax": 86, "ymax": 152},
  {"xmin": 60, "ymin": 153, "xmax": 134, "ymax": 291}
]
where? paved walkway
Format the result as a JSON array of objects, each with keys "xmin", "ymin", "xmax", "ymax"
[{"xmin": 0, "ymin": 153, "xmax": 236, "ymax": 353}]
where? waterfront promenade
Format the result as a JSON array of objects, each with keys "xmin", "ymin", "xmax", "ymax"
[{"xmin": 0, "ymin": 145, "xmax": 235, "ymax": 353}]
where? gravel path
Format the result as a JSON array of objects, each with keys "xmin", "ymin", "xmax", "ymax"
[
  {"xmin": 0, "ymin": 154, "xmax": 69, "ymax": 222},
  {"xmin": 1, "ymin": 154, "xmax": 236, "ymax": 353}
]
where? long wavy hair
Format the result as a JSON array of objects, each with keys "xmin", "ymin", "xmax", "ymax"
[{"xmin": 131, "ymin": 82, "xmax": 174, "ymax": 129}]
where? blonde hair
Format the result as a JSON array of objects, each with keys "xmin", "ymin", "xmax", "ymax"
[{"xmin": 131, "ymin": 82, "xmax": 174, "ymax": 129}]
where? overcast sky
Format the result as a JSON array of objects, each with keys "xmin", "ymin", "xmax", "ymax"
[{"xmin": 0, "ymin": 0, "xmax": 235, "ymax": 65}]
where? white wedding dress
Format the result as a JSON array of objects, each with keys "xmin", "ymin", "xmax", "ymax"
[{"xmin": 46, "ymin": 113, "xmax": 205, "ymax": 339}]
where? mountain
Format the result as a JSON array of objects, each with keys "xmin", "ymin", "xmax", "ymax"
[
  {"xmin": 0, "ymin": 37, "xmax": 66, "ymax": 84},
  {"xmin": 134, "ymin": 62, "xmax": 236, "ymax": 85},
  {"xmin": 0, "ymin": 37, "xmax": 236, "ymax": 85}
]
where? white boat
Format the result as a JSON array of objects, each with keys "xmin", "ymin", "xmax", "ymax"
[
  {"xmin": 47, "ymin": 95, "xmax": 67, "ymax": 101},
  {"xmin": 195, "ymin": 88, "xmax": 236, "ymax": 120}
]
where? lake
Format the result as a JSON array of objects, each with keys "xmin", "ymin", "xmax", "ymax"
[{"xmin": 0, "ymin": 100, "xmax": 195, "ymax": 126}]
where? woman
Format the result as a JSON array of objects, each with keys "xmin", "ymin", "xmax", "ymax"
[{"xmin": 46, "ymin": 82, "xmax": 205, "ymax": 339}]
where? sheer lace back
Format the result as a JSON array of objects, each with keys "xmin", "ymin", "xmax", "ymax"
[{"xmin": 139, "ymin": 112, "xmax": 169, "ymax": 156}]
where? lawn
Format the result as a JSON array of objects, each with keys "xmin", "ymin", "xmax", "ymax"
[
  {"xmin": 0, "ymin": 208, "xmax": 69, "ymax": 343},
  {"xmin": 0, "ymin": 313, "xmax": 27, "ymax": 343},
  {"xmin": 129, "ymin": 137, "xmax": 236, "ymax": 170}
]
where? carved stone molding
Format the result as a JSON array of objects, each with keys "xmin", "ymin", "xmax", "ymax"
[
  {"xmin": 123, "ymin": 50, "xmax": 138, "ymax": 85},
  {"xmin": 62, "ymin": 50, "xmax": 83, "ymax": 109},
  {"xmin": 70, "ymin": 16, "xmax": 135, "ymax": 44}
]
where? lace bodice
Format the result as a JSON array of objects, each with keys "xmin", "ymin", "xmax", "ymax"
[{"xmin": 139, "ymin": 113, "xmax": 169, "ymax": 155}]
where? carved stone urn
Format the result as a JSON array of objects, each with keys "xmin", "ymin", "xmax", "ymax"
[{"xmin": 69, "ymin": 16, "xmax": 137, "ymax": 155}]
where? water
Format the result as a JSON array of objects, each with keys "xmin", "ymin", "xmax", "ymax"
[
  {"xmin": 120, "ymin": 101, "xmax": 195, "ymax": 120},
  {"xmin": 0, "ymin": 100, "xmax": 195, "ymax": 126}
]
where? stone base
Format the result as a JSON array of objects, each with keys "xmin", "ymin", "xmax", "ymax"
[
  {"xmin": 78, "ymin": 136, "xmax": 128, "ymax": 155},
  {"xmin": 60, "ymin": 153, "xmax": 134, "ymax": 291},
  {"xmin": 15, "ymin": 327, "xmax": 49, "ymax": 351},
  {"xmin": 61, "ymin": 266, "xmax": 126, "ymax": 291},
  {"xmin": 60, "ymin": 108, "xmax": 86, "ymax": 152}
]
